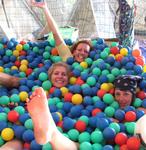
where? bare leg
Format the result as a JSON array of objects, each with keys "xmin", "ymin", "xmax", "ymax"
[
  {"xmin": 0, "ymin": 140, "xmax": 23, "ymax": 150},
  {"xmin": 27, "ymin": 87, "xmax": 78, "ymax": 150},
  {"xmin": 0, "ymin": 73, "xmax": 19, "ymax": 88}
]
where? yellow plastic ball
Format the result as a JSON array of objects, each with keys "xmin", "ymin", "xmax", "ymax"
[
  {"xmin": 0, "ymin": 66, "xmax": 4, "ymax": 72},
  {"xmin": 80, "ymin": 61, "xmax": 88, "ymax": 69},
  {"xmin": 100, "ymin": 83, "xmax": 110, "ymax": 92},
  {"xmin": 120, "ymin": 48, "xmax": 128, "ymax": 56},
  {"xmin": 60, "ymin": 87, "xmax": 69, "ymax": 96},
  {"xmin": 21, "ymin": 59, "xmax": 28, "ymax": 66},
  {"xmin": 1, "ymin": 128, "xmax": 14, "ymax": 141},
  {"xmin": 69, "ymin": 77, "xmax": 77, "ymax": 84},
  {"xmin": 72, "ymin": 94, "xmax": 83, "ymax": 105},
  {"xmin": 19, "ymin": 91, "xmax": 28, "ymax": 102},
  {"xmin": 19, "ymin": 64, "xmax": 27, "ymax": 72},
  {"xmin": 16, "ymin": 44, "xmax": 23, "ymax": 51},
  {"xmin": 11, "ymin": 66, "xmax": 18, "ymax": 70},
  {"xmin": 108, "ymin": 83, "xmax": 114, "ymax": 89},
  {"xmin": 13, "ymin": 50, "xmax": 19, "ymax": 57},
  {"xmin": 56, "ymin": 112, "xmax": 63, "ymax": 121},
  {"xmin": 109, "ymin": 54, "xmax": 115, "ymax": 58},
  {"xmin": 143, "ymin": 65, "xmax": 146, "ymax": 72}
]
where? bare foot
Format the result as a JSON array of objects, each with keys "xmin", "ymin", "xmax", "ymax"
[{"xmin": 27, "ymin": 87, "xmax": 57, "ymax": 144}]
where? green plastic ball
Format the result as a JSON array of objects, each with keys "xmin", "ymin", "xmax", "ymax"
[
  {"xmin": 107, "ymin": 74, "xmax": 115, "ymax": 82},
  {"xmin": 14, "ymin": 106, "xmax": 25, "ymax": 115},
  {"xmin": 110, "ymin": 101, "xmax": 119, "ymax": 109},
  {"xmin": 42, "ymin": 142, "xmax": 52, "ymax": 150},
  {"xmin": 111, "ymin": 68, "xmax": 120, "ymax": 76},
  {"xmin": 24, "ymin": 119, "xmax": 33, "ymax": 130},
  {"xmin": 56, "ymin": 102, "xmax": 63, "ymax": 109},
  {"xmin": 39, "ymin": 72, "xmax": 48, "ymax": 81},
  {"xmin": 109, "ymin": 122, "xmax": 120, "ymax": 133},
  {"xmin": 10, "ymin": 94, "xmax": 20, "ymax": 103},
  {"xmin": 92, "ymin": 143, "xmax": 103, "ymax": 150},
  {"xmin": 0, "ymin": 136, "xmax": 4, "ymax": 146},
  {"xmin": 0, "ymin": 96, "xmax": 10, "ymax": 105},
  {"xmin": 67, "ymin": 129, "xmax": 79, "ymax": 141},
  {"xmin": 86, "ymin": 76, "xmax": 96, "ymax": 86},
  {"xmin": 45, "ymin": 46, "xmax": 52, "ymax": 52},
  {"xmin": 23, "ymin": 43, "xmax": 30, "ymax": 50},
  {"xmin": 19, "ymin": 72, "xmax": 26, "ymax": 78},
  {"xmin": 0, "ymin": 43, "xmax": 4, "ymax": 50},
  {"xmin": 79, "ymin": 142, "xmax": 92, "ymax": 150},
  {"xmin": 104, "ymin": 106, "xmax": 115, "ymax": 117},
  {"xmin": 90, "ymin": 130, "xmax": 103, "ymax": 143},
  {"xmin": 125, "ymin": 122, "xmax": 136, "ymax": 134},
  {"xmin": 43, "ymin": 52, "xmax": 50, "ymax": 59},
  {"xmin": 5, "ymin": 49, "xmax": 12, "ymax": 56},
  {"xmin": 0, "ymin": 113, "xmax": 7, "ymax": 121},
  {"xmin": 103, "ymin": 94, "xmax": 115, "ymax": 105},
  {"xmin": 78, "ymin": 132, "xmax": 90, "ymax": 143},
  {"xmin": 79, "ymin": 116, "xmax": 89, "ymax": 125},
  {"xmin": 92, "ymin": 68, "xmax": 101, "ymax": 76},
  {"xmin": 133, "ymin": 98, "xmax": 142, "ymax": 108},
  {"xmin": 42, "ymin": 80, "xmax": 52, "ymax": 90},
  {"xmin": 85, "ymin": 58, "xmax": 93, "ymax": 66},
  {"xmin": 33, "ymin": 46, "xmax": 39, "ymax": 53}
]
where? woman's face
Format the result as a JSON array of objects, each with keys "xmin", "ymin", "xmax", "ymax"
[
  {"xmin": 73, "ymin": 43, "xmax": 90, "ymax": 62},
  {"xmin": 114, "ymin": 89, "xmax": 133, "ymax": 109},
  {"xmin": 51, "ymin": 66, "xmax": 68, "ymax": 88}
]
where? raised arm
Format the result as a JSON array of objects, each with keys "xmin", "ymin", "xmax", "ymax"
[{"xmin": 31, "ymin": 0, "xmax": 73, "ymax": 61}]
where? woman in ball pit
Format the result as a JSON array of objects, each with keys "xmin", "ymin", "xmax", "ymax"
[
  {"xmin": 30, "ymin": 0, "xmax": 92, "ymax": 63},
  {"xmin": 0, "ymin": 61, "xmax": 72, "ymax": 150}
]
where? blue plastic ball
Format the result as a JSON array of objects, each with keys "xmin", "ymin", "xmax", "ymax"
[
  {"xmin": 22, "ymin": 129, "xmax": 34, "ymax": 142},
  {"xmin": 103, "ymin": 127, "xmax": 116, "ymax": 140},
  {"xmin": 30, "ymin": 140, "xmax": 42, "ymax": 150},
  {"xmin": 63, "ymin": 117, "xmax": 75, "ymax": 131}
]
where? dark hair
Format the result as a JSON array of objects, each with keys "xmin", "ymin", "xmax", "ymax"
[{"xmin": 70, "ymin": 39, "xmax": 93, "ymax": 53}]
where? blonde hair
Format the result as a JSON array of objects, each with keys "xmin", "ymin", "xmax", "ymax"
[{"xmin": 48, "ymin": 62, "xmax": 71, "ymax": 80}]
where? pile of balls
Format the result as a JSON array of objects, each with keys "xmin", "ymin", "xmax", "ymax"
[{"xmin": 0, "ymin": 37, "xmax": 146, "ymax": 150}]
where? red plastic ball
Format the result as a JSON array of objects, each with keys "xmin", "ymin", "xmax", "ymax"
[
  {"xmin": 124, "ymin": 111, "xmax": 136, "ymax": 122},
  {"xmin": 19, "ymin": 50, "xmax": 27, "ymax": 56},
  {"xmin": 7, "ymin": 110, "xmax": 19, "ymax": 123},
  {"xmin": 75, "ymin": 120, "xmax": 86, "ymax": 132},
  {"xmin": 38, "ymin": 63, "xmax": 44, "ymax": 68},
  {"xmin": 97, "ymin": 89, "xmax": 107, "ymax": 98},
  {"xmin": 19, "ymin": 41, "xmax": 26, "ymax": 45},
  {"xmin": 26, "ymin": 68, "xmax": 33, "ymax": 76},
  {"xmin": 64, "ymin": 92, "xmax": 73, "ymax": 102},
  {"xmin": 57, "ymin": 121, "xmax": 63, "ymax": 128},
  {"xmin": 110, "ymin": 46, "xmax": 119, "ymax": 55},
  {"xmin": 136, "ymin": 91, "xmax": 146, "ymax": 100},
  {"xmin": 23, "ymin": 142, "xmax": 30, "ymax": 149},
  {"xmin": 126, "ymin": 136, "xmax": 140, "ymax": 150},
  {"xmin": 76, "ymin": 77, "xmax": 84, "ymax": 85},
  {"xmin": 49, "ymin": 87, "xmax": 56, "ymax": 94},
  {"xmin": 120, "ymin": 144, "xmax": 128, "ymax": 150},
  {"xmin": 115, "ymin": 132, "xmax": 128, "ymax": 146},
  {"xmin": 92, "ymin": 108, "xmax": 102, "ymax": 116},
  {"xmin": 14, "ymin": 60, "xmax": 21, "ymax": 67}
]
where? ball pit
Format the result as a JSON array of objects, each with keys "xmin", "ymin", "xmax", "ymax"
[{"xmin": 0, "ymin": 36, "xmax": 146, "ymax": 149}]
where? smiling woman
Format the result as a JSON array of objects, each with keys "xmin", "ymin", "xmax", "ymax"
[{"xmin": 48, "ymin": 62, "xmax": 71, "ymax": 88}]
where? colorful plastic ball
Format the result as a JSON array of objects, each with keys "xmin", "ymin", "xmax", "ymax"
[
  {"xmin": 64, "ymin": 92, "xmax": 73, "ymax": 102},
  {"xmin": 0, "ymin": 113, "xmax": 7, "ymax": 121},
  {"xmin": 132, "ymin": 49, "xmax": 141, "ymax": 57},
  {"xmin": 103, "ymin": 145, "xmax": 114, "ymax": 150},
  {"xmin": 19, "ymin": 91, "xmax": 28, "ymax": 102},
  {"xmin": 103, "ymin": 127, "xmax": 116, "ymax": 140},
  {"xmin": 115, "ymin": 132, "xmax": 128, "ymax": 146},
  {"xmin": 0, "ymin": 66, "xmax": 4, "ymax": 72},
  {"xmin": 97, "ymin": 89, "xmax": 107, "ymax": 98},
  {"xmin": 114, "ymin": 109, "xmax": 125, "ymax": 121},
  {"xmin": 79, "ymin": 142, "xmax": 92, "ymax": 150},
  {"xmin": 19, "ymin": 64, "xmax": 28, "ymax": 72},
  {"xmin": 19, "ymin": 113, "xmax": 31, "ymax": 124},
  {"xmin": 67, "ymin": 129, "xmax": 79, "ymax": 141},
  {"xmin": 96, "ymin": 117, "xmax": 109, "ymax": 131},
  {"xmin": 7, "ymin": 41, "xmax": 14, "ymax": 49},
  {"xmin": 16, "ymin": 44, "xmax": 23, "ymax": 51},
  {"xmin": 0, "ymin": 96, "xmax": 10, "ymax": 105},
  {"xmin": 42, "ymin": 142, "xmax": 52, "ymax": 150},
  {"xmin": 10, "ymin": 94, "xmax": 20, "ymax": 103},
  {"xmin": 7, "ymin": 110, "xmax": 19, "ymax": 123},
  {"xmin": 115, "ymin": 54, "xmax": 123, "ymax": 61},
  {"xmin": 125, "ymin": 122, "xmax": 135, "ymax": 134},
  {"xmin": 13, "ymin": 50, "xmax": 19, "ymax": 57},
  {"xmin": 80, "ymin": 61, "xmax": 88, "ymax": 69},
  {"xmin": 92, "ymin": 143, "xmax": 103, "ymax": 150},
  {"xmin": 30, "ymin": 140, "xmax": 42, "ymax": 150},
  {"xmin": 124, "ymin": 111, "xmax": 136, "ymax": 122},
  {"xmin": 1, "ymin": 128, "xmax": 14, "ymax": 141},
  {"xmin": 69, "ymin": 77, "xmax": 77, "ymax": 84},
  {"xmin": 103, "ymin": 94, "xmax": 115, "ymax": 105},
  {"xmin": 135, "ymin": 57, "xmax": 145, "ymax": 66},
  {"xmin": 63, "ymin": 117, "xmax": 75, "ymax": 131},
  {"xmin": 22, "ymin": 129, "xmax": 34, "ymax": 142},
  {"xmin": 23, "ymin": 44, "xmax": 30, "ymax": 51},
  {"xmin": 126, "ymin": 136, "xmax": 140, "ymax": 150},
  {"xmin": 71, "ymin": 94, "xmax": 83, "ymax": 105},
  {"xmin": 75, "ymin": 120, "xmax": 86, "ymax": 132},
  {"xmin": 91, "ymin": 108, "xmax": 101, "ymax": 116},
  {"xmin": 38, "ymin": 72, "xmax": 48, "ymax": 81},
  {"xmin": 91, "ymin": 130, "xmax": 103, "ymax": 143},
  {"xmin": 111, "ymin": 68, "xmax": 120, "ymax": 76},
  {"xmin": 78, "ymin": 132, "xmax": 90, "ymax": 143},
  {"xmin": 14, "ymin": 106, "xmax": 25, "ymax": 115},
  {"xmin": 42, "ymin": 80, "xmax": 52, "ymax": 90},
  {"xmin": 60, "ymin": 87, "xmax": 69, "ymax": 96},
  {"xmin": 120, "ymin": 48, "xmax": 128, "ymax": 56},
  {"xmin": 24, "ymin": 119, "xmax": 33, "ymax": 130},
  {"xmin": 70, "ymin": 105, "xmax": 82, "ymax": 118},
  {"xmin": 110, "ymin": 46, "xmax": 119, "ymax": 55},
  {"xmin": 14, "ymin": 125, "xmax": 26, "ymax": 140}
]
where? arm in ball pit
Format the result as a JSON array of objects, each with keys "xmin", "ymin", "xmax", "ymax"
[
  {"xmin": 0, "ymin": 72, "xmax": 20, "ymax": 88},
  {"xmin": 30, "ymin": 0, "xmax": 73, "ymax": 61}
]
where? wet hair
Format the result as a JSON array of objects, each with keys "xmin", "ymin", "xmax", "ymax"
[
  {"xmin": 48, "ymin": 62, "xmax": 71, "ymax": 80},
  {"xmin": 70, "ymin": 39, "xmax": 93, "ymax": 53}
]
